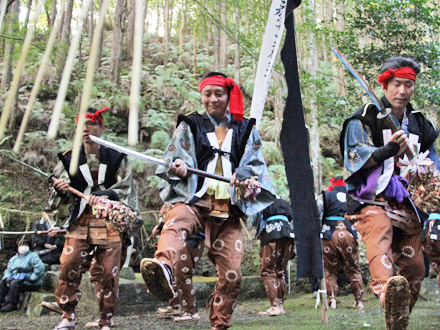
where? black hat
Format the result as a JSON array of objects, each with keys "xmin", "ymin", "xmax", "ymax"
[{"xmin": 16, "ymin": 236, "xmax": 31, "ymax": 246}]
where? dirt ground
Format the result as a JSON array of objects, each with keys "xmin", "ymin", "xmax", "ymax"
[{"xmin": 0, "ymin": 290, "xmax": 439, "ymax": 330}]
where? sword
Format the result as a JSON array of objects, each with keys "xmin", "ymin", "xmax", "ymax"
[
  {"xmin": 89, "ymin": 135, "xmax": 232, "ymax": 183},
  {"xmin": 5, "ymin": 155, "xmax": 90, "ymax": 201},
  {"xmin": 331, "ymin": 48, "xmax": 414, "ymax": 160},
  {"xmin": 0, "ymin": 229, "xmax": 66, "ymax": 235}
]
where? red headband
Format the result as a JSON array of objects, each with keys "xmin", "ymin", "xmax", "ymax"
[
  {"xmin": 377, "ymin": 67, "xmax": 417, "ymax": 90},
  {"xmin": 199, "ymin": 75, "xmax": 244, "ymax": 122},
  {"xmin": 327, "ymin": 177, "xmax": 346, "ymax": 191},
  {"xmin": 76, "ymin": 107, "xmax": 109, "ymax": 124}
]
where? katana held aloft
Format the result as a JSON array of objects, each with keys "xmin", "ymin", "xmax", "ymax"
[
  {"xmin": 331, "ymin": 48, "xmax": 415, "ymax": 160},
  {"xmin": 88, "ymin": 135, "xmax": 262, "ymax": 199}
]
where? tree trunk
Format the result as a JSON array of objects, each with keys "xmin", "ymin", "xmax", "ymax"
[
  {"xmin": 163, "ymin": 0, "xmax": 169, "ymax": 66},
  {"xmin": 109, "ymin": 0, "xmax": 125, "ymax": 84},
  {"xmin": 143, "ymin": 0, "xmax": 148, "ymax": 33},
  {"xmin": 219, "ymin": 0, "xmax": 227, "ymax": 68},
  {"xmin": 23, "ymin": 0, "xmax": 32, "ymax": 29},
  {"xmin": 193, "ymin": 28, "xmax": 197, "ymax": 74},
  {"xmin": 95, "ymin": 0, "xmax": 105, "ymax": 70},
  {"xmin": 179, "ymin": 7, "xmax": 184, "ymax": 56},
  {"xmin": 213, "ymin": 2, "xmax": 220, "ymax": 71},
  {"xmin": 125, "ymin": 0, "xmax": 135, "ymax": 58},
  {"xmin": 88, "ymin": 0, "xmax": 94, "ymax": 38},
  {"xmin": 57, "ymin": 0, "xmax": 74, "ymax": 79},
  {"xmin": 51, "ymin": 0, "xmax": 57, "ymax": 26},
  {"xmin": 1, "ymin": 0, "xmax": 19, "ymax": 92},
  {"xmin": 155, "ymin": 4, "xmax": 160, "ymax": 35},
  {"xmin": 234, "ymin": 0, "xmax": 240, "ymax": 83},
  {"xmin": 308, "ymin": 0, "xmax": 322, "ymax": 193},
  {"xmin": 273, "ymin": 71, "xmax": 285, "ymax": 149},
  {"xmin": 60, "ymin": 0, "xmax": 73, "ymax": 44},
  {"xmin": 334, "ymin": 0, "xmax": 347, "ymax": 96}
]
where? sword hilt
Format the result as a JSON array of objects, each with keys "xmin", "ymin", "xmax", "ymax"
[
  {"xmin": 187, "ymin": 167, "xmax": 230, "ymax": 183},
  {"xmin": 49, "ymin": 175, "xmax": 88, "ymax": 201},
  {"xmin": 377, "ymin": 109, "xmax": 415, "ymax": 160}
]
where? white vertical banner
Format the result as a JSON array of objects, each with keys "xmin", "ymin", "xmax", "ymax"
[{"xmin": 250, "ymin": 0, "xmax": 287, "ymax": 129}]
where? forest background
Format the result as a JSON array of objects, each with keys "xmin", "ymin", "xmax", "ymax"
[{"xmin": 0, "ymin": 0, "xmax": 440, "ymax": 274}]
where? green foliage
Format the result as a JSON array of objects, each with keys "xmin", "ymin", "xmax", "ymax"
[
  {"xmin": 261, "ymin": 141, "xmax": 282, "ymax": 166},
  {"xmin": 268, "ymin": 164, "xmax": 289, "ymax": 200},
  {"xmin": 150, "ymin": 131, "xmax": 171, "ymax": 150},
  {"xmin": 321, "ymin": 156, "xmax": 343, "ymax": 182}
]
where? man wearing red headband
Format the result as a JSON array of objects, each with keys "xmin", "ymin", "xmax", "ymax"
[
  {"xmin": 340, "ymin": 57, "xmax": 439, "ymax": 330},
  {"xmin": 140, "ymin": 72, "xmax": 276, "ymax": 330},
  {"xmin": 319, "ymin": 176, "xmax": 364, "ymax": 311},
  {"xmin": 49, "ymin": 107, "xmax": 138, "ymax": 330}
]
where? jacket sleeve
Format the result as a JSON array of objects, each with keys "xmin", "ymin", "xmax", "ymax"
[
  {"xmin": 2, "ymin": 257, "xmax": 14, "ymax": 280},
  {"xmin": 28, "ymin": 254, "xmax": 45, "ymax": 283},
  {"xmin": 49, "ymin": 161, "xmax": 75, "ymax": 225},
  {"xmin": 230, "ymin": 127, "xmax": 276, "ymax": 215},
  {"xmin": 103, "ymin": 157, "xmax": 138, "ymax": 210},
  {"xmin": 155, "ymin": 122, "xmax": 198, "ymax": 204}
]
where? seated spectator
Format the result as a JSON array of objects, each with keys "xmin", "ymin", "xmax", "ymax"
[
  {"xmin": 0, "ymin": 237, "xmax": 45, "ymax": 312},
  {"xmin": 32, "ymin": 210, "xmax": 64, "ymax": 265}
]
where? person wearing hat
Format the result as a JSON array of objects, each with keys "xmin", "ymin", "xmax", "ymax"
[
  {"xmin": 0, "ymin": 237, "xmax": 45, "ymax": 312},
  {"xmin": 32, "ymin": 208, "xmax": 64, "ymax": 265},
  {"xmin": 140, "ymin": 72, "xmax": 276, "ymax": 330},
  {"xmin": 340, "ymin": 57, "xmax": 439, "ymax": 330},
  {"xmin": 320, "ymin": 176, "xmax": 364, "ymax": 310},
  {"xmin": 49, "ymin": 107, "xmax": 138, "ymax": 330}
]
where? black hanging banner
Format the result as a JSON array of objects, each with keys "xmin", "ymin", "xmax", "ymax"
[{"xmin": 280, "ymin": 0, "xmax": 323, "ymax": 279}]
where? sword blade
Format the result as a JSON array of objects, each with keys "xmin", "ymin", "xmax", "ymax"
[
  {"xmin": 90, "ymin": 135, "xmax": 232, "ymax": 183},
  {"xmin": 6, "ymin": 156, "xmax": 50, "ymax": 177},
  {"xmin": 89, "ymin": 135, "xmax": 167, "ymax": 167},
  {"xmin": 331, "ymin": 48, "xmax": 384, "ymax": 111}
]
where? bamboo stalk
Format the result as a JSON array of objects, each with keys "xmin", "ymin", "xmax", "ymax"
[
  {"xmin": 240, "ymin": 218, "xmax": 252, "ymax": 240},
  {"xmin": 320, "ymin": 276, "xmax": 329, "ymax": 324},
  {"xmin": 0, "ymin": 0, "xmax": 43, "ymax": 140},
  {"xmin": 13, "ymin": 0, "xmax": 66, "ymax": 154},
  {"xmin": 69, "ymin": 0, "xmax": 110, "ymax": 175},
  {"xmin": 127, "ymin": 0, "xmax": 145, "ymax": 146},
  {"xmin": 0, "ymin": 0, "xmax": 7, "ymax": 32},
  {"xmin": 47, "ymin": 0, "xmax": 93, "ymax": 139}
]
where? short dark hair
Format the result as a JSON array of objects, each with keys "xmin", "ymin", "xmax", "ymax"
[
  {"xmin": 380, "ymin": 57, "xmax": 420, "ymax": 75},
  {"xmin": 202, "ymin": 72, "xmax": 228, "ymax": 80}
]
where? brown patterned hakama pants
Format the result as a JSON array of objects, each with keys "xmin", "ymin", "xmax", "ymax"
[
  {"xmin": 422, "ymin": 219, "xmax": 440, "ymax": 289},
  {"xmin": 56, "ymin": 237, "xmax": 121, "ymax": 327},
  {"xmin": 347, "ymin": 204, "xmax": 424, "ymax": 311},
  {"xmin": 169, "ymin": 238, "xmax": 204, "ymax": 314},
  {"xmin": 322, "ymin": 222, "xmax": 364, "ymax": 303},
  {"xmin": 259, "ymin": 237, "xmax": 295, "ymax": 306},
  {"xmin": 155, "ymin": 202, "xmax": 244, "ymax": 330}
]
